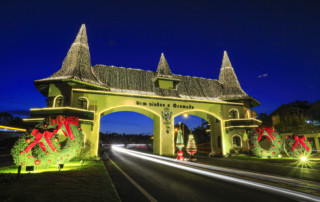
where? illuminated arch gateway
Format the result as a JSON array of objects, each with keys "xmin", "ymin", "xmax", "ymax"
[{"xmin": 24, "ymin": 24, "xmax": 261, "ymax": 157}]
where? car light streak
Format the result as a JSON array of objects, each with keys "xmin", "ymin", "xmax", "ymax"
[
  {"xmin": 112, "ymin": 145, "xmax": 320, "ymax": 191},
  {"xmin": 112, "ymin": 145, "xmax": 320, "ymax": 202},
  {"xmin": 120, "ymin": 147, "xmax": 320, "ymax": 192}
]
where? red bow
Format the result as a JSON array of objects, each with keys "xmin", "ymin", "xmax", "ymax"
[
  {"xmin": 24, "ymin": 116, "xmax": 79, "ymax": 154},
  {"xmin": 24, "ymin": 129, "xmax": 56, "ymax": 153},
  {"xmin": 255, "ymin": 127, "xmax": 275, "ymax": 142},
  {"xmin": 51, "ymin": 115, "xmax": 79, "ymax": 140},
  {"xmin": 291, "ymin": 135, "xmax": 310, "ymax": 152}
]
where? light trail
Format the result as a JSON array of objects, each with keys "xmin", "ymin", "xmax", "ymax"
[
  {"xmin": 112, "ymin": 145, "xmax": 320, "ymax": 202},
  {"xmin": 120, "ymin": 145, "xmax": 320, "ymax": 192}
]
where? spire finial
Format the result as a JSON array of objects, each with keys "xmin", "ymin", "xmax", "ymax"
[
  {"xmin": 221, "ymin": 50, "xmax": 232, "ymax": 69},
  {"xmin": 156, "ymin": 53, "xmax": 173, "ymax": 76},
  {"xmin": 218, "ymin": 51, "xmax": 247, "ymax": 98}
]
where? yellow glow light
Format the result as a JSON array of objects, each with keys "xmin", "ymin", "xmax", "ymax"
[
  {"xmin": 72, "ymin": 88, "xmax": 244, "ymax": 106},
  {"xmin": 300, "ymin": 156, "xmax": 307, "ymax": 162},
  {"xmin": 0, "ymin": 125, "xmax": 26, "ymax": 132},
  {"xmin": 278, "ymin": 154, "xmax": 282, "ymax": 158},
  {"xmin": 183, "ymin": 114, "xmax": 188, "ymax": 118}
]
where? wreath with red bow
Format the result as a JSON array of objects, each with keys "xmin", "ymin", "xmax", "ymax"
[
  {"xmin": 249, "ymin": 127, "xmax": 282, "ymax": 158},
  {"xmin": 284, "ymin": 135, "xmax": 312, "ymax": 158},
  {"xmin": 11, "ymin": 115, "xmax": 84, "ymax": 169}
]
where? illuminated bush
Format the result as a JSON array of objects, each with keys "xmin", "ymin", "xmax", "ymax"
[{"xmin": 11, "ymin": 117, "xmax": 83, "ymax": 169}]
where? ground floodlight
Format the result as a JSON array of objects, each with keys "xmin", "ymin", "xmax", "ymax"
[
  {"xmin": 300, "ymin": 156, "xmax": 307, "ymax": 162},
  {"xmin": 58, "ymin": 164, "xmax": 64, "ymax": 171}
]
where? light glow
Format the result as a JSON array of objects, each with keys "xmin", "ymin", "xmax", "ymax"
[
  {"xmin": 72, "ymin": 88, "xmax": 244, "ymax": 106},
  {"xmin": 30, "ymin": 107, "xmax": 95, "ymax": 113},
  {"xmin": 300, "ymin": 156, "xmax": 307, "ymax": 162},
  {"xmin": 112, "ymin": 145, "xmax": 320, "ymax": 201},
  {"xmin": 183, "ymin": 113, "xmax": 188, "ymax": 118},
  {"xmin": 0, "ymin": 125, "xmax": 26, "ymax": 132}
]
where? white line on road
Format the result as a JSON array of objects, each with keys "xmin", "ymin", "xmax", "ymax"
[
  {"xmin": 112, "ymin": 145, "xmax": 320, "ymax": 202},
  {"xmin": 120, "ymin": 148, "xmax": 320, "ymax": 191},
  {"xmin": 110, "ymin": 158, "xmax": 158, "ymax": 202}
]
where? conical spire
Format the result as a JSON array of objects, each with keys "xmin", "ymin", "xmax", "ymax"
[
  {"xmin": 73, "ymin": 24, "xmax": 88, "ymax": 45},
  {"xmin": 221, "ymin": 50, "xmax": 232, "ymax": 69},
  {"xmin": 39, "ymin": 24, "xmax": 103, "ymax": 86},
  {"xmin": 156, "ymin": 53, "xmax": 173, "ymax": 77},
  {"xmin": 219, "ymin": 51, "xmax": 247, "ymax": 98}
]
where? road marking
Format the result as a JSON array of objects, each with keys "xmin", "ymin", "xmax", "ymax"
[
  {"xmin": 112, "ymin": 145, "xmax": 320, "ymax": 202},
  {"xmin": 110, "ymin": 159, "xmax": 158, "ymax": 202}
]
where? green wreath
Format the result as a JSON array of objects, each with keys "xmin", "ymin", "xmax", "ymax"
[
  {"xmin": 284, "ymin": 135, "xmax": 312, "ymax": 158},
  {"xmin": 249, "ymin": 127, "xmax": 282, "ymax": 158},
  {"xmin": 11, "ymin": 116, "xmax": 84, "ymax": 169}
]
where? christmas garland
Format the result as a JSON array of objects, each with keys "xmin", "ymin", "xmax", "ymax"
[
  {"xmin": 248, "ymin": 127, "xmax": 282, "ymax": 158},
  {"xmin": 11, "ymin": 115, "xmax": 84, "ymax": 169},
  {"xmin": 284, "ymin": 135, "xmax": 312, "ymax": 158}
]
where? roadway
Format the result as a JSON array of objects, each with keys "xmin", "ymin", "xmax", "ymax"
[{"xmin": 105, "ymin": 147, "xmax": 307, "ymax": 202}]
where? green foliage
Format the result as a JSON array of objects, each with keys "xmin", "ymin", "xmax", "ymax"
[
  {"xmin": 11, "ymin": 120, "xmax": 84, "ymax": 169},
  {"xmin": 0, "ymin": 112, "xmax": 24, "ymax": 128},
  {"xmin": 284, "ymin": 135, "xmax": 312, "ymax": 158},
  {"xmin": 248, "ymin": 128, "xmax": 282, "ymax": 158},
  {"xmin": 192, "ymin": 126, "xmax": 210, "ymax": 144},
  {"xmin": 275, "ymin": 114, "xmax": 315, "ymax": 133}
]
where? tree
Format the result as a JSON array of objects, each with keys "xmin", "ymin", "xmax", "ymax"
[
  {"xmin": 288, "ymin": 100, "xmax": 312, "ymax": 109},
  {"xmin": 0, "ymin": 112, "xmax": 24, "ymax": 127},
  {"xmin": 275, "ymin": 113, "xmax": 315, "ymax": 133}
]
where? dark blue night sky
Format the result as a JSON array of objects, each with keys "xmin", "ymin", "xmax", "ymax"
[{"xmin": 1, "ymin": 1, "xmax": 319, "ymax": 134}]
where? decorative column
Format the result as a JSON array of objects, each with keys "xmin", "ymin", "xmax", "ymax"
[{"xmin": 176, "ymin": 122, "xmax": 185, "ymax": 160}]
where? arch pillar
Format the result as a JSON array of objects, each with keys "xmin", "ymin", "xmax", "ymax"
[
  {"xmin": 207, "ymin": 115, "xmax": 229, "ymax": 157},
  {"xmin": 153, "ymin": 116, "xmax": 175, "ymax": 156},
  {"xmin": 220, "ymin": 120, "xmax": 229, "ymax": 156},
  {"xmin": 80, "ymin": 113, "xmax": 101, "ymax": 157}
]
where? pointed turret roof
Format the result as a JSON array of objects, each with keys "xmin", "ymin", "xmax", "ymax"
[
  {"xmin": 219, "ymin": 51, "xmax": 248, "ymax": 99},
  {"xmin": 156, "ymin": 53, "xmax": 173, "ymax": 77},
  {"xmin": 36, "ymin": 24, "xmax": 103, "ymax": 87}
]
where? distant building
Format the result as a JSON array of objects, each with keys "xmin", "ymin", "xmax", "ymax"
[
  {"xmin": 269, "ymin": 104, "xmax": 309, "ymax": 126},
  {"xmin": 308, "ymin": 99, "xmax": 320, "ymax": 126},
  {"xmin": 267, "ymin": 101, "xmax": 320, "ymax": 153}
]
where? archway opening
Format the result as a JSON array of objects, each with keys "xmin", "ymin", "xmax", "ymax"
[
  {"xmin": 173, "ymin": 111, "xmax": 222, "ymax": 157},
  {"xmin": 100, "ymin": 111, "xmax": 154, "ymax": 150}
]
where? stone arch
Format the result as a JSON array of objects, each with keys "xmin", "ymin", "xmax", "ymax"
[
  {"xmin": 53, "ymin": 95, "xmax": 64, "ymax": 107},
  {"xmin": 232, "ymin": 134, "xmax": 242, "ymax": 148},
  {"xmin": 100, "ymin": 105, "xmax": 160, "ymax": 120},
  {"xmin": 172, "ymin": 109, "xmax": 225, "ymax": 156},
  {"xmin": 77, "ymin": 96, "xmax": 89, "ymax": 110},
  {"xmin": 229, "ymin": 108, "xmax": 240, "ymax": 119},
  {"xmin": 98, "ymin": 105, "xmax": 162, "ymax": 155},
  {"xmin": 173, "ymin": 109, "xmax": 222, "ymax": 121}
]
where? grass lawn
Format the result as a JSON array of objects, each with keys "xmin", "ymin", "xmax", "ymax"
[
  {"xmin": 196, "ymin": 151, "xmax": 320, "ymax": 169},
  {"xmin": 0, "ymin": 160, "xmax": 120, "ymax": 202},
  {"xmin": 223, "ymin": 154, "xmax": 320, "ymax": 169}
]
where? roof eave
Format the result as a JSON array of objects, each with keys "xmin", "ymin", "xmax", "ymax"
[{"xmin": 221, "ymin": 96, "xmax": 260, "ymax": 107}]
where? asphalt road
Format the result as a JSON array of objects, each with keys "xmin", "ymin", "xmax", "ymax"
[{"xmin": 106, "ymin": 150, "xmax": 296, "ymax": 202}]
